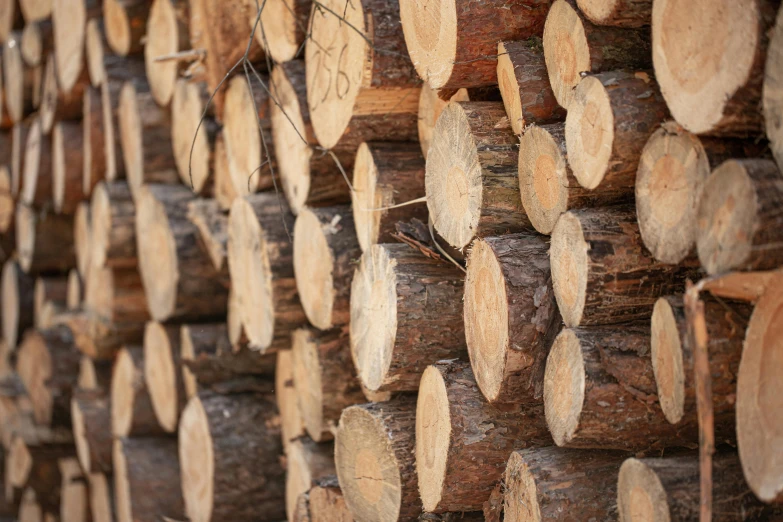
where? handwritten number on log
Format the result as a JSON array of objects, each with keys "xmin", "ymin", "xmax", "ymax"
[{"xmin": 336, "ymin": 44, "xmax": 350, "ymax": 99}]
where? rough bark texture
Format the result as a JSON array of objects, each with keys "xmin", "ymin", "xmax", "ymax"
[
  {"xmin": 422, "ymin": 361, "xmax": 551, "ymax": 513},
  {"xmin": 3, "ymin": 259, "xmax": 34, "ymax": 350},
  {"xmin": 93, "ymin": 181, "xmax": 136, "ymax": 269},
  {"xmin": 82, "ymin": 86, "xmax": 105, "ymax": 196},
  {"xmin": 16, "ymin": 203, "xmax": 76, "ymax": 274},
  {"xmin": 196, "ymin": 392, "xmax": 285, "ymax": 521},
  {"xmin": 71, "ymin": 388, "xmax": 112, "ymax": 474},
  {"xmin": 504, "ymin": 447, "xmax": 624, "ymax": 521}
]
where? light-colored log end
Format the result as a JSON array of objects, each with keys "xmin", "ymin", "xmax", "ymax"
[
  {"xmin": 543, "ymin": 0, "xmax": 590, "ymax": 110},
  {"xmin": 179, "ymin": 396, "xmax": 214, "ymax": 522},
  {"xmin": 52, "ymin": 0, "xmax": 87, "ymax": 93},
  {"xmin": 616, "ymin": 458, "xmax": 668, "ymax": 522},
  {"xmin": 291, "ymin": 329, "xmax": 327, "ymax": 441},
  {"xmin": 143, "ymin": 321, "xmax": 179, "ymax": 433},
  {"xmin": 16, "ymin": 331, "xmax": 54, "ymax": 426},
  {"xmin": 110, "ymin": 348, "xmax": 136, "ymax": 437},
  {"xmin": 417, "ymin": 85, "xmax": 469, "ymax": 157},
  {"xmin": 171, "ymin": 79, "xmax": 211, "ymax": 193},
  {"xmin": 550, "ymin": 212, "xmax": 588, "ymax": 327},
  {"xmin": 293, "ymin": 208, "xmax": 337, "ymax": 330},
  {"xmin": 224, "ymin": 76, "xmax": 262, "ymax": 196},
  {"xmin": 103, "ymin": 0, "xmax": 132, "ymax": 57},
  {"xmin": 415, "ymin": 364, "xmax": 451, "ymax": 513},
  {"xmin": 74, "ymin": 202, "xmax": 92, "ymax": 278},
  {"xmin": 650, "ymin": 297, "xmax": 685, "ymax": 424},
  {"xmin": 543, "ymin": 328, "xmax": 585, "ymax": 447},
  {"xmin": 1, "ymin": 260, "xmax": 21, "ymax": 349},
  {"xmin": 144, "ymin": 0, "xmax": 181, "ymax": 106},
  {"xmin": 399, "ymin": 0, "xmax": 457, "ymax": 90}
]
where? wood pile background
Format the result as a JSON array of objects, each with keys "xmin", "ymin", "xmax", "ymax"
[{"xmin": 0, "ymin": 0, "xmax": 781, "ymax": 521}]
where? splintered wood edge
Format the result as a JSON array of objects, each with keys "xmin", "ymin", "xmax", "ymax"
[
  {"xmin": 179, "ymin": 396, "xmax": 214, "ymax": 522},
  {"xmin": 171, "ymin": 80, "xmax": 210, "ymax": 191},
  {"xmin": 110, "ymin": 348, "xmax": 135, "ymax": 437},
  {"xmin": 16, "ymin": 204, "xmax": 36, "ymax": 273},
  {"xmin": 543, "ymin": 0, "xmax": 590, "ymax": 110},
  {"xmin": 650, "ymin": 297, "xmax": 686, "ymax": 424},
  {"xmin": 565, "ymin": 76, "xmax": 614, "ymax": 190},
  {"xmin": 652, "ymin": 0, "xmax": 758, "ymax": 133},
  {"xmin": 74, "ymin": 202, "xmax": 92, "ymax": 277},
  {"xmin": 503, "ymin": 451, "xmax": 541, "ymax": 522},
  {"xmin": 17, "ymin": 332, "xmax": 53, "ymax": 425},
  {"xmin": 696, "ymin": 160, "xmax": 757, "ymax": 275},
  {"xmin": 53, "ymin": 0, "xmax": 86, "ymax": 92},
  {"xmin": 335, "ymin": 406, "xmax": 403, "ymax": 522},
  {"xmin": 85, "ymin": 19, "xmax": 105, "ymax": 87},
  {"xmin": 135, "ymin": 186, "xmax": 179, "ymax": 321},
  {"xmin": 464, "ymin": 238, "xmax": 509, "ymax": 403},
  {"xmin": 550, "ymin": 212, "xmax": 588, "ymax": 327},
  {"xmin": 635, "ymin": 122, "xmax": 709, "ymax": 264},
  {"xmin": 519, "ymin": 124, "xmax": 570, "ymax": 235},
  {"xmin": 143, "ymin": 321, "xmax": 179, "ymax": 433},
  {"xmin": 113, "ymin": 438, "xmax": 133, "ymax": 522},
  {"xmin": 293, "ymin": 208, "xmax": 336, "ymax": 330},
  {"xmin": 144, "ymin": 0, "xmax": 179, "ymax": 106},
  {"xmin": 291, "ymin": 328, "xmax": 325, "ymax": 441},
  {"xmin": 425, "ymin": 101, "xmax": 483, "ymax": 250},
  {"xmin": 2, "ymin": 260, "xmax": 20, "ymax": 349},
  {"xmin": 737, "ymin": 272, "xmax": 783, "ymax": 503},
  {"xmin": 415, "ymin": 365, "xmax": 451, "ymax": 513},
  {"xmin": 118, "ymin": 82, "xmax": 143, "ymax": 196},
  {"xmin": 90, "ymin": 182, "xmax": 110, "ymax": 269},
  {"xmin": 399, "ymin": 0, "xmax": 457, "ymax": 90},
  {"xmin": 616, "ymin": 458, "xmax": 669, "ymax": 521},
  {"xmin": 349, "ymin": 245, "xmax": 397, "ymax": 391},
  {"xmin": 223, "ymin": 76, "xmax": 261, "ymax": 195},
  {"xmin": 270, "ymin": 63, "xmax": 311, "ymax": 214},
  {"xmin": 257, "ymin": 0, "xmax": 299, "ymax": 63},
  {"xmin": 352, "ymin": 142, "xmax": 381, "ymax": 252},
  {"xmin": 543, "ymin": 328, "xmax": 585, "ymax": 447},
  {"xmin": 103, "ymin": 0, "xmax": 132, "ymax": 56},
  {"xmin": 497, "ymin": 42, "xmax": 525, "ymax": 135}
]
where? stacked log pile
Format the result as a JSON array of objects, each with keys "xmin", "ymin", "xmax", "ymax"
[{"xmin": 0, "ymin": 0, "xmax": 781, "ymax": 521}]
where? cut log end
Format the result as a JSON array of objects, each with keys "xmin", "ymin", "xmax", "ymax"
[
  {"xmin": 765, "ymin": 6, "xmax": 783, "ymax": 168},
  {"xmin": 518, "ymin": 124, "xmax": 570, "ymax": 235},
  {"xmin": 550, "ymin": 212, "xmax": 588, "ymax": 327},
  {"xmin": 564, "ymin": 75, "xmax": 615, "ymax": 190},
  {"xmin": 103, "ymin": 0, "xmax": 133, "ymax": 57},
  {"xmin": 335, "ymin": 406, "xmax": 406, "ymax": 522},
  {"xmin": 112, "ymin": 439, "xmax": 131, "ymax": 522},
  {"xmin": 74, "ymin": 203, "xmax": 91, "ymax": 277},
  {"xmin": 399, "ymin": 0, "xmax": 457, "ymax": 90},
  {"xmin": 15, "ymin": 205, "xmax": 35, "ymax": 273},
  {"xmin": 463, "ymin": 238, "xmax": 509, "ymax": 403},
  {"xmin": 7, "ymin": 436, "xmax": 32, "ymax": 493},
  {"xmin": 171, "ymin": 80, "xmax": 211, "ymax": 192},
  {"xmin": 635, "ymin": 122, "xmax": 709, "ymax": 264},
  {"xmin": 135, "ymin": 185, "xmax": 179, "ymax": 321},
  {"xmin": 88, "ymin": 473, "xmax": 112, "ymax": 522},
  {"xmin": 85, "ymin": 19, "xmax": 104, "ymax": 86},
  {"xmin": 503, "ymin": 451, "xmax": 540, "ymax": 522},
  {"xmin": 3, "ymin": 34, "xmax": 26, "ymax": 123},
  {"xmin": 349, "ymin": 245, "xmax": 396, "ymax": 392},
  {"xmin": 543, "ymin": 329, "xmax": 585, "ymax": 447},
  {"xmin": 351, "ymin": 142, "xmax": 382, "ymax": 251},
  {"xmin": 144, "ymin": 0, "xmax": 182, "ymax": 106},
  {"xmin": 577, "ymin": 0, "xmax": 652, "ymax": 27},
  {"xmin": 737, "ymin": 273, "xmax": 783, "ymax": 503},
  {"xmin": 415, "ymin": 365, "xmax": 452, "ymax": 513},
  {"xmin": 650, "ymin": 297, "xmax": 685, "ymax": 425},
  {"xmin": 53, "ymin": 0, "xmax": 87, "ymax": 93},
  {"xmin": 543, "ymin": 0, "xmax": 591, "ymax": 109},
  {"xmin": 418, "ymin": 85, "xmax": 469, "ymax": 157},
  {"xmin": 20, "ymin": 22, "xmax": 42, "ymax": 67},
  {"xmin": 616, "ymin": 458, "xmax": 670, "ymax": 522},
  {"xmin": 118, "ymin": 82, "xmax": 145, "ymax": 196},
  {"xmin": 179, "ymin": 397, "xmax": 214, "ymax": 522},
  {"xmin": 70, "ymin": 397, "xmax": 91, "ymax": 473},
  {"xmin": 291, "ymin": 329, "xmax": 335, "ymax": 441},
  {"xmin": 224, "ymin": 76, "xmax": 263, "ymax": 196},
  {"xmin": 89, "ymin": 182, "xmax": 110, "ymax": 269},
  {"xmin": 2, "ymin": 261, "xmax": 23, "ymax": 349},
  {"xmin": 0, "ymin": 165, "xmax": 13, "ymax": 233},
  {"xmin": 257, "ymin": 0, "xmax": 301, "ymax": 63},
  {"xmin": 143, "ymin": 322, "xmax": 179, "ymax": 433},
  {"xmin": 110, "ymin": 348, "xmax": 136, "ymax": 437},
  {"xmin": 21, "ymin": 117, "xmax": 44, "ymax": 207},
  {"xmin": 67, "ymin": 269, "xmax": 81, "ymax": 309},
  {"xmin": 425, "ymin": 101, "xmax": 484, "ymax": 250},
  {"xmin": 293, "ymin": 208, "xmax": 337, "ymax": 330},
  {"xmin": 52, "ymin": 121, "xmax": 83, "ymax": 214},
  {"xmin": 18, "ymin": 489, "xmax": 41, "ymax": 522}
]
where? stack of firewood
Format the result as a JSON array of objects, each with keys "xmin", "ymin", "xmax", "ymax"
[{"xmin": 0, "ymin": 0, "xmax": 782, "ymax": 521}]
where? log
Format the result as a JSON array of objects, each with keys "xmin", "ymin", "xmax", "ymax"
[
  {"xmin": 11, "ymin": 119, "xmax": 32, "ymax": 197},
  {"xmin": 550, "ymin": 205, "xmax": 699, "ymax": 327},
  {"xmin": 464, "ymin": 233, "xmax": 560, "ymax": 404},
  {"xmin": 101, "ymin": 79, "xmax": 124, "ymax": 183},
  {"xmin": 269, "ymin": 60, "xmax": 352, "ymax": 214},
  {"xmin": 617, "ymin": 454, "xmax": 782, "ymax": 520},
  {"xmin": 20, "ymin": 20, "xmax": 53, "ymax": 67},
  {"xmin": 497, "ymin": 39, "xmax": 565, "ymax": 135},
  {"xmin": 351, "ymin": 141, "xmax": 426, "ymax": 251},
  {"xmin": 542, "ymin": 0, "xmax": 651, "ymax": 109},
  {"xmin": 418, "ymin": 85, "xmax": 469, "ymax": 157},
  {"xmin": 503, "ymin": 447, "xmax": 625, "ymax": 522},
  {"xmin": 222, "ymin": 75, "xmax": 276, "ymax": 200},
  {"xmin": 291, "ymin": 327, "xmax": 364, "ymax": 442},
  {"xmin": 59, "ymin": 457, "xmax": 89, "ymax": 522},
  {"xmin": 19, "ymin": 0, "xmax": 50, "ymax": 22},
  {"xmin": 66, "ymin": 269, "xmax": 81, "ymax": 309},
  {"xmin": 426, "ymin": 101, "xmax": 525, "ymax": 250},
  {"xmin": 544, "ymin": 325, "xmax": 698, "ymax": 450},
  {"xmin": 73, "ymin": 202, "xmax": 91, "ymax": 277},
  {"xmin": 87, "ymin": 472, "xmax": 113, "ymax": 522},
  {"xmin": 171, "ymin": 79, "xmax": 215, "ymax": 194},
  {"xmin": 103, "ymin": 0, "xmax": 151, "ymax": 57},
  {"xmin": 400, "ymin": 0, "xmax": 550, "ymax": 91},
  {"xmin": 293, "ymin": 206, "xmax": 359, "ymax": 329},
  {"xmin": 3, "ymin": 32, "xmax": 34, "ymax": 123},
  {"xmin": 350, "ymin": 243, "xmax": 466, "ymax": 393},
  {"xmin": 77, "ymin": 356, "xmax": 112, "ymax": 393},
  {"xmin": 652, "ymin": 0, "xmax": 775, "ymax": 136},
  {"xmin": 276, "ymin": 349, "xmax": 305, "ymax": 450},
  {"xmin": 142, "ymin": 321, "xmax": 186, "ymax": 433},
  {"xmin": 8, "ymin": 438, "xmax": 73, "ymax": 513},
  {"xmin": 51, "ymin": 121, "xmax": 83, "ymax": 214},
  {"xmin": 765, "ymin": 5, "xmax": 783, "ymax": 170},
  {"xmin": 144, "ymin": 0, "xmax": 188, "ymax": 106},
  {"xmin": 576, "ymin": 0, "xmax": 651, "ymax": 27},
  {"xmin": 17, "ymin": 489, "xmax": 42, "ymax": 522},
  {"xmin": 179, "ymin": 391, "xmax": 285, "ymax": 522},
  {"xmin": 71, "ymin": 389, "xmax": 112, "ymax": 474},
  {"xmin": 20, "ymin": 117, "xmax": 52, "ymax": 208},
  {"xmin": 212, "ymin": 132, "xmax": 234, "ymax": 211},
  {"xmin": 186, "ymin": 198, "xmax": 227, "ymax": 272},
  {"xmin": 519, "ymin": 122, "xmax": 615, "ymax": 235},
  {"xmin": 1, "ymin": 259, "xmax": 34, "ymax": 349},
  {"xmin": 16, "ymin": 326, "xmax": 81, "ymax": 426},
  {"xmin": 0, "ymin": 163, "xmax": 13, "ymax": 234},
  {"xmin": 15, "ymin": 204, "xmax": 75, "ymax": 273},
  {"xmin": 309, "ymin": 479, "xmax": 353, "ymax": 522},
  {"xmin": 33, "ymin": 276, "xmax": 67, "ymax": 329},
  {"xmin": 82, "ymin": 86, "xmax": 105, "ymax": 197},
  {"xmin": 0, "ymin": 0, "xmax": 21, "ymax": 44},
  {"xmin": 416, "ymin": 361, "xmax": 551, "ymax": 512},
  {"xmin": 736, "ymin": 272, "xmax": 783, "ymax": 503},
  {"xmin": 635, "ymin": 122, "xmax": 764, "ymax": 264},
  {"xmin": 651, "ymin": 296, "xmax": 750, "ymax": 439},
  {"xmin": 113, "ymin": 437, "xmax": 185, "ymax": 522},
  {"xmin": 335, "ymin": 397, "xmax": 420, "ymax": 521},
  {"xmin": 40, "ymin": 57, "xmax": 85, "ymax": 135},
  {"xmin": 305, "ymin": 0, "xmax": 420, "ymax": 149},
  {"xmin": 226, "ymin": 193, "xmax": 304, "ymax": 352},
  {"xmin": 110, "ymin": 345, "xmax": 166, "ymax": 437},
  {"xmin": 565, "ymin": 71, "xmax": 668, "ymax": 192},
  {"xmin": 253, "ymin": 0, "xmax": 310, "ymax": 63},
  {"xmin": 179, "ymin": 323, "xmax": 276, "ymax": 399},
  {"xmin": 118, "ymin": 79, "xmax": 179, "ymax": 199},
  {"xmin": 135, "ymin": 184, "xmax": 229, "ymax": 322},
  {"xmin": 90, "ymin": 181, "xmax": 136, "ymax": 269},
  {"xmin": 286, "ymin": 439, "xmax": 336, "ymax": 521},
  {"xmin": 52, "ymin": 0, "xmax": 99, "ymax": 93},
  {"xmin": 84, "ymin": 18, "xmax": 105, "ymax": 86},
  {"xmin": 696, "ymin": 159, "xmax": 783, "ymax": 275}
]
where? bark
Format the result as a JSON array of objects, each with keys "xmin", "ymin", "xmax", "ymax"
[
  {"xmin": 40, "ymin": 57, "xmax": 85, "ymax": 134},
  {"xmin": 576, "ymin": 0, "xmax": 651, "ymax": 27},
  {"xmin": 71, "ymin": 388, "xmax": 112, "ymax": 474},
  {"xmin": 16, "ymin": 200, "xmax": 76, "ymax": 274},
  {"xmin": 18, "ymin": 442, "xmax": 74, "ymax": 513},
  {"xmin": 498, "ymin": 39, "xmax": 565, "ymax": 135},
  {"xmin": 464, "ymin": 233, "xmax": 561, "ymax": 404},
  {"xmin": 11, "ymin": 119, "xmax": 32, "ymax": 196},
  {"xmin": 82, "ymin": 86, "xmax": 105, "ymax": 196},
  {"xmin": 419, "ymin": 361, "xmax": 551, "ymax": 512},
  {"xmin": 504, "ymin": 447, "xmax": 625, "ymax": 521},
  {"xmin": 2, "ymin": 259, "xmax": 34, "ymax": 350}
]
